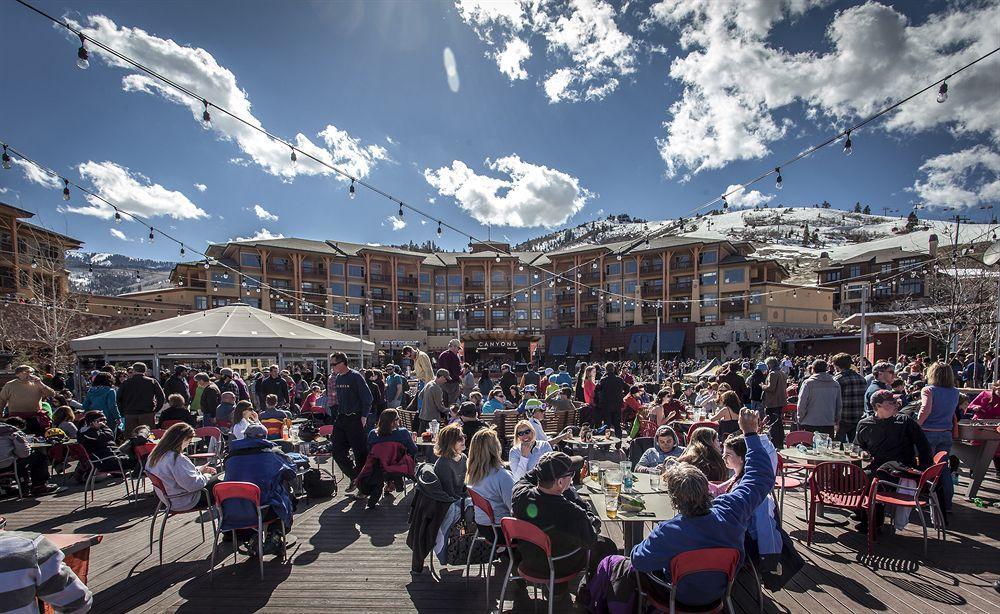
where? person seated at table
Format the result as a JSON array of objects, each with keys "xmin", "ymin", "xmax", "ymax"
[
  {"xmin": 854, "ymin": 389, "xmax": 933, "ymax": 533},
  {"xmin": 516, "ymin": 385, "xmax": 542, "ymax": 414},
  {"xmin": 676, "ymin": 426, "xmax": 729, "ymax": 482},
  {"xmin": 649, "ymin": 389, "xmax": 685, "ymax": 427},
  {"xmin": 116, "ymin": 425, "xmax": 155, "ymax": 478},
  {"xmin": 457, "ymin": 402, "xmax": 490, "ymax": 443},
  {"xmin": 300, "ymin": 385, "xmax": 323, "ymax": 415},
  {"xmin": 511, "ymin": 451, "xmax": 617, "ymax": 608},
  {"xmin": 215, "ymin": 391, "xmax": 236, "ymax": 428},
  {"xmin": 232, "ymin": 401, "xmax": 259, "ymax": 440},
  {"xmin": 78, "ymin": 410, "xmax": 135, "ymax": 477},
  {"xmin": 156, "ymin": 394, "xmax": 197, "ymax": 428},
  {"xmin": 432, "ymin": 423, "xmax": 468, "ymax": 501},
  {"xmin": 527, "ymin": 403, "xmax": 572, "ymax": 447},
  {"xmin": 145, "ymin": 423, "xmax": 219, "ymax": 512},
  {"xmin": 509, "ymin": 419, "xmax": 552, "ymax": 481},
  {"xmin": 634, "ymin": 425, "xmax": 685, "ymax": 473},
  {"xmin": 51, "ymin": 405, "xmax": 79, "ymax": 438},
  {"xmin": 622, "ymin": 385, "xmax": 645, "ymax": 426},
  {"xmin": 222, "ymin": 423, "xmax": 297, "ymax": 554},
  {"xmin": 968, "ymin": 380, "xmax": 1000, "ymax": 419},
  {"xmin": 358, "ymin": 409, "xmax": 417, "ymax": 508},
  {"xmin": 546, "ymin": 386, "xmax": 577, "ymax": 413},
  {"xmin": 0, "ymin": 530, "xmax": 92, "ymax": 613},
  {"xmin": 0, "ymin": 417, "xmax": 59, "ymax": 495},
  {"xmin": 709, "ymin": 391, "xmax": 742, "ymax": 443},
  {"xmin": 465, "ymin": 429, "xmax": 513, "ymax": 544},
  {"xmin": 482, "ymin": 389, "xmax": 513, "ymax": 415},
  {"xmin": 259, "ymin": 393, "xmax": 292, "ymax": 422}
]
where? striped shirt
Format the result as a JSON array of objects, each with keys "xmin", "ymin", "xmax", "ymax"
[{"xmin": 0, "ymin": 531, "xmax": 92, "ymax": 613}]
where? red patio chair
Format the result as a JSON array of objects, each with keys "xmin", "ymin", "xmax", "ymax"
[
  {"xmin": 131, "ymin": 442, "xmax": 157, "ymax": 501},
  {"xmin": 634, "ymin": 547, "xmax": 740, "ymax": 613},
  {"xmin": 781, "ymin": 404, "xmax": 798, "ymax": 428},
  {"xmin": 866, "ymin": 461, "xmax": 947, "ymax": 556},
  {"xmin": 210, "ymin": 481, "xmax": 288, "ymax": 581},
  {"xmin": 807, "ymin": 461, "xmax": 870, "ymax": 546},
  {"xmin": 465, "ymin": 488, "xmax": 505, "ymax": 606},
  {"xmin": 687, "ymin": 421, "xmax": 719, "ymax": 442},
  {"xmin": 191, "ymin": 427, "xmax": 223, "ymax": 464},
  {"xmin": 161, "ymin": 420, "xmax": 184, "ymax": 429},
  {"xmin": 151, "ymin": 429, "xmax": 166, "ymax": 440},
  {"xmin": 147, "ymin": 473, "xmax": 216, "ymax": 564},
  {"xmin": 497, "ymin": 517, "xmax": 589, "ymax": 614}
]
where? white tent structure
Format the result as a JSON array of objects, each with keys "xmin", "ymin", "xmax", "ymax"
[{"xmin": 70, "ymin": 303, "xmax": 373, "ymax": 373}]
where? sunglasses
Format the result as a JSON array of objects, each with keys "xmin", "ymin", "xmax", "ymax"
[
  {"xmin": 516, "ymin": 429, "xmax": 533, "ymax": 437},
  {"xmin": 331, "ymin": 361, "xmax": 345, "ymax": 367}
]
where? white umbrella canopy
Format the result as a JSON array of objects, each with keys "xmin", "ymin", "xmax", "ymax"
[{"xmin": 71, "ymin": 303, "xmax": 374, "ymax": 356}]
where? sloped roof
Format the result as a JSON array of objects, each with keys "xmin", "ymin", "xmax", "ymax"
[{"xmin": 71, "ymin": 303, "xmax": 374, "ymax": 355}]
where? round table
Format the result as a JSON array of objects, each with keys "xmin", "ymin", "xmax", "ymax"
[
  {"xmin": 580, "ymin": 472, "xmax": 674, "ymax": 550},
  {"xmin": 291, "ymin": 418, "xmax": 310, "ymax": 425},
  {"xmin": 564, "ymin": 436, "xmax": 621, "ymax": 447},
  {"xmin": 28, "ymin": 439, "xmax": 79, "ymax": 450},
  {"xmin": 778, "ymin": 446, "xmax": 864, "ymax": 525}
]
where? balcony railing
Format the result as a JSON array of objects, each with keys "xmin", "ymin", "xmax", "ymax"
[
  {"xmin": 671, "ymin": 260, "xmax": 693, "ymax": 271},
  {"xmin": 369, "ymin": 274, "xmax": 391, "ymax": 284},
  {"xmin": 397, "ymin": 275, "xmax": 418, "ymax": 288},
  {"xmin": 556, "ymin": 293, "xmax": 575, "ymax": 304},
  {"xmin": 465, "ymin": 280, "xmax": 485, "ymax": 290},
  {"xmin": 639, "ymin": 266, "xmax": 663, "ymax": 276},
  {"xmin": 641, "ymin": 285, "xmax": 662, "ymax": 298},
  {"xmin": 668, "ymin": 283, "xmax": 692, "ymax": 294}
]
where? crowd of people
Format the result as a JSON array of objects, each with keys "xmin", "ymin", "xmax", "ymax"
[{"xmin": 2, "ymin": 343, "xmax": 999, "ymax": 611}]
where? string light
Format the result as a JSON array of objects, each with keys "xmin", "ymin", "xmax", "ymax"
[
  {"xmin": 495, "ymin": 253, "xmax": 501, "ymax": 263},
  {"xmin": 1, "ymin": 145, "xmax": 10, "ymax": 170},
  {"xmin": 843, "ymin": 131, "xmax": 853, "ymax": 156},
  {"xmin": 201, "ymin": 99, "xmax": 211, "ymax": 123},
  {"xmin": 349, "ymin": 179, "xmax": 356, "ymax": 200},
  {"xmin": 437, "ymin": 221, "xmax": 442, "ymax": 236},
  {"xmin": 721, "ymin": 194, "xmax": 728, "ymax": 210},
  {"xmin": 775, "ymin": 167, "xmax": 782, "ymax": 190},
  {"xmin": 290, "ymin": 148, "xmax": 297, "ymax": 163},
  {"xmin": 76, "ymin": 33, "xmax": 88, "ymax": 69},
  {"xmin": 398, "ymin": 203, "xmax": 403, "ymax": 217},
  {"xmin": 114, "ymin": 211, "xmax": 122, "ymax": 224},
  {"xmin": 937, "ymin": 80, "xmax": 949, "ymax": 103},
  {"xmin": 62, "ymin": 178, "xmax": 70, "ymax": 201},
  {"xmin": 148, "ymin": 228, "xmax": 155, "ymax": 243},
  {"xmin": 180, "ymin": 244, "xmax": 185, "ymax": 257},
  {"xmin": 30, "ymin": 257, "xmax": 37, "ymax": 269}
]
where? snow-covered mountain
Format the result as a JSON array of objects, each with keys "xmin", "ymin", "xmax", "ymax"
[
  {"xmin": 515, "ymin": 207, "xmax": 996, "ymax": 285},
  {"xmin": 66, "ymin": 251, "xmax": 175, "ymax": 295}
]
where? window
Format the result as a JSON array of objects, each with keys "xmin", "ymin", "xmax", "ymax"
[
  {"xmin": 471, "ymin": 270, "xmax": 485, "ymax": 282},
  {"xmin": 825, "ymin": 271, "xmax": 842, "ymax": 282},
  {"xmin": 419, "ymin": 289, "xmax": 431, "ymax": 303},
  {"xmin": 532, "ymin": 309, "xmax": 542, "ymax": 320},
  {"xmin": 348, "ymin": 264, "xmax": 365, "ymax": 278},
  {"xmin": 243, "ymin": 298, "xmax": 261, "ymax": 308},
  {"xmin": 544, "ymin": 307, "xmax": 553, "ymax": 319},
  {"xmin": 330, "ymin": 262, "xmax": 344, "ymax": 276},
  {"xmin": 699, "ymin": 250, "xmax": 717, "ymax": 265},
  {"xmin": 899, "ymin": 279, "xmax": 923, "ymax": 295},
  {"xmin": 847, "ymin": 265, "xmax": 862, "ymax": 279},
  {"xmin": 240, "ymin": 253, "xmax": 261, "ymax": 268},
  {"xmin": 194, "ymin": 296, "xmax": 208, "ymax": 310},
  {"xmin": 873, "ymin": 283, "xmax": 893, "ymax": 297},
  {"xmin": 347, "ymin": 303, "xmax": 361, "ymax": 315},
  {"xmin": 702, "ymin": 292, "xmax": 718, "ymax": 307},
  {"xmin": 348, "ymin": 284, "xmax": 365, "ymax": 298},
  {"xmin": 273, "ymin": 299, "xmax": 290, "ymax": 311},
  {"xmin": 212, "ymin": 297, "xmax": 230, "ymax": 308},
  {"xmin": 514, "ymin": 274, "xmax": 528, "ymax": 285},
  {"xmin": 419, "ymin": 272, "xmax": 431, "ymax": 284},
  {"xmin": 270, "ymin": 279, "xmax": 290, "ymax": 289},
  {"xmin": 606, "ymin": 262, "xmax": 621, "ymax": 276},
  {"xmin": 301, "ymin": 260, "xmax": 315, "ymax": 274},
  {"xmin": 703, "ymin": 314, "xmax": 718, "ymax": 322},
  {"xmin": 435, "ymin": 291, "xmax": 446, "ymax": 304},
  {"xmin": 396, "ymin": 264, "xmax": 407, "ymax": 276},
  {"xmin": 607, "ymin": 282, "xmax": 622, "ymax": 294},
  {"xmin": 515, "ymin": 310, "xmax": 527, "ymax": 320},
  {"xmin": 397, "ymin": 290, "xmax": 415, "ymax": 302},
  {"xmin": 329, "ymin": 282, "xmax": 345, "ymax": 297},
  {"xmin": 435, "ymin": 310, "xmax": 446, "ymax": 321},
  {"xmin": 544, "ymin": 290, "xmax": 554, "ymax": 302},
  {"xmin": 624, "ymin": 259, "xmax": 637, "ymax": 274},
  {"xmin": 723, "ymin": 268, "xmax": 745, "ymax": 284},
  {"xmin": 674, "ymin": 255, "xmax": 692, "ymax": 268},
  {"xmin": 879, "ymin": 263, "xmax": 892, "ymax": 274},
  {"xmin": 749, "ymin": 293, "xmax": 763, "ymax": 305},
  {"xmin": 700, "ymin": 272, "xmax": 717, "ymax": 286},
  {"xmin": 749, "ymin": 313, "xmax": 762, "ymax": 321},
  {"xmin": 492, "ymin": 310, "xmax": 506, "ymax": 319},
  {"xmin": 625, "ymin": 280, "xmax": 637, "ymax": 294},
  {"xmin": 473, "ymin": 310, "xmax": 485, "ymax": 319},
  {"xmin": 301, "ymin": 281, "xmax": 322, "ymax": 292},
  {"xmin": 448, "ymin": 274, "xmax": 461, "ymax": 286},
  {"xmin": 370, "ymin": 262, "xmax": 382, "ymax": 275},
  {"xmin": 330, "ymin": 302, "xmax": 346, "ymax": 314}
]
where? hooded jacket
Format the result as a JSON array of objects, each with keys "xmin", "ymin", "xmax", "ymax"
[
  {"xmin": 796, "ymin": 372, "xmax": 843, "ymax": 427},
  {"xmin": 222, "ymin": 438, "xmax": 297, "ymax": 529},
  {"xmin": 83, "ymin": 385, "xmax": 121, "ymax": 426}
]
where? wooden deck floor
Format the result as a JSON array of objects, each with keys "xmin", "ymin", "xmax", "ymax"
[{"xmin": 2, "ymin": 464, "xmax": 999, "ymax": 613}]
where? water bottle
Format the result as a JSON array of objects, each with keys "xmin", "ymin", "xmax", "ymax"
[
  {"xmin": 812, "ymin": 432, "xmax": 821, "ymax": 451},
  {"xmin": 619, "ymin": 461, "xmax": 633, "ymax": 491},
  {"xmin": 430, "ymin": 419, "xmax": 439, "ymax": 437}
]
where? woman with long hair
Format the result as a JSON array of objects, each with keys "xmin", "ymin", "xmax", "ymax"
[
  {"xmin": 917, "ymin": 361, "xmax": 960, "ymax": 514},
  {"xmin": 508, "ymin": 418, "xmax": 552, "ymax": 480},
  {"xmin": 710, "ymin": 433, "xmax": 782, "ymax": 559},
  {"xmin": 367, "ymin": 408, "xmax": 418, "ymax": 456},
  {"xmin": 432, "ymin": 423, "xmax": 467, "ymax": 501},
  {"xmin": 145, "ymin": 423, "xmax": 218, "ymax": 511},
  {"xmin": 583, "ymin": 366, "xmax": 597, "ymax": 406},
  {"xmin": 676, "ymin": 426, "xmax": 729, "ymax": 482},
  {"xmin": 466, "ymin": 429, "xmax": 514, "ymax": 539},
  {"xmin": 710, "ymin": 391, "xmax": 742, "ymax": 442}
]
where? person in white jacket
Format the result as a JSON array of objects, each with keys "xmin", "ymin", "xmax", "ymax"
[
  {"xmin": 508, "ymin": 419, "xmax": 552, "ymax": 481},
  {"xmin": 145, "ymin": 423, "xmax": 217, "ymax": 511},
  {"xmin": 231, "ymin": 402, "xmax": 259, "ymax": 441}
]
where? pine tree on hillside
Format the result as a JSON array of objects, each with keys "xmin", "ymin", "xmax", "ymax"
[
  {"xmin": 822, "ymin": 200, "xmax": 831, "ymax": 209},
  {"xmin": 802, "ymin": 223, "xmax": 811, "ymax": 246},
  {"xmin": 862, "ymin": 205, "xmax": 871, "ymax": 215},
  {"xmin": 854, "ymin": 202, "xmax": 862, "ymax": 213},
  {"xmin": 812, "ymin": 229, "xmax": 820, "ymax": 244}
]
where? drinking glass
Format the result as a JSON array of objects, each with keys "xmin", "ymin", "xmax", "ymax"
[
  {"xmin": 650, "ymin": 473, "xmax": 661, "ymax": 490},
  {"xmin": 605, "ymin": 493, "xmax": 619, "ymax": 519}
]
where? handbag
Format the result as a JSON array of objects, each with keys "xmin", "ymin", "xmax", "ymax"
[
  {"xmin": 760, "ymin": 527, "xmax": 804, "ymax": 592},
  {"xmin": 443, "ymin": 497, "xmax": 494, "ymax": 566}
]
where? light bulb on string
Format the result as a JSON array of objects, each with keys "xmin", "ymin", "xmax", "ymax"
[
  {"xmin": 436, "ymin": 221, "xmax": 442, "ymax": 237},
  {"xmin": 30, "ymin": 257, "xmax": 37, "ymax": 269},
  {"xmin": 203, "ymin": 260, "xmax": 210, "ymax": 270},
  {"xmin": 775, "ymin": 167, "xmax": 782, "ymax": 190},
  {"xmin": 721, "ymin": 194, "xmax": 728, "ymax": 210},
  {"xmin": 290, "ymin": 148, "xmax": 297, "ymax": 163},
  {"xmin": 202, "ymin": 99, "xmax": 211, "ymax": 123},
  {"xmin": 843, "ymin": 131, "xmax": 853, "ymax": 156},
  {"xmin": 518, "ymin": 265, "xmax": 524, "ymax": 272},
  {"xmin": 62, "ymin": 179, "xmax": 70, "ymax": 201},
  {"xmin": 398, "ymin": 203, "xmax": 404, "ymax": 217},
  {"xmin": 937, "ymin": 80, "xmax": 948, "ymax": 103},
  {"xmin": 1, "ymin": 145, "xmax": 11, "ymax": 170},
  {"xmin": 349, "ymin": 179, "xmax": 356, "ymax": 199},
  {"xmin": 114, "ymin": 211, "xmax": 122, "ymax": 224},
  {"xmin": 76, "ymin": 33, "xmax": 89, "ymax": 69},
  {"xmin": 495, "ymin": 253, "xmax": 501, "ymax": 263},
  {"xmin": 180, "ymin": 245, "xmax": 185, "ymax": 257},
  {"xmin": 616, "ymin": 254, "xmax": 622, "ymax": 261},
  {"xmin": 148, "ymin": 228, "xmax": 155, "ymax": 243}
]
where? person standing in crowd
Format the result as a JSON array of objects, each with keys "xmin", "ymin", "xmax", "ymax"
[
  {"xmin": 477, "ymin": 367, "xmax": 494, "ymax": 398},
  {"xmin": 417, "ymin": 369, "xmax": 450, "ymax": 433},
  {"xmin": 0, "ymin": 530, "xmax": 93, "ymax": 613},
  {"xmin": 461, "ymin": 363, "xmax": 476, "ymax": 400},
  {"xmin": 257, "ymin": 365, "xmax": 289, "ymax": 409},
  {"xmin": 384, "ymin": 365, "xmax": 405, "ymax": 409},
  {"xmin": 164, "ymin": 365, "xmax": 191, "ymax": 405},
  {"xmin": 215, "ymin": 368, "xmax": 247, "ymax": 402},
  {"xmin": 916, "ymin": 362, "xmax": 960, "ymax": 517},
  {"xmin": 865, "ymin": 362, "xmax": 896, "ymax": 416},
  {"xmin": 402, "ymin": 345, "xmax": 434, "ymax": 388},
  {"xmin": 520, "ymin": 364, "xmax": 541, "ymax": 395},
  {"xmin": 582, "ymin": 365, "xmax": 597, "ymax": 406},
  {"xmin": 796, "ymin": 359, "xmax": 842, "ymax": 436},
  {"xmin": 0, "ymin": 365, "xmax": 57, "ymax": 432},
  {"xmin": 747, "ymin": 362, "xmax": 767, "ymax": 415},
  {"xmin": 719, "ymin": 360, "xmax": 749, "ymax": 404},
  {"xmin": 83, "ymin": 371, "xmax": 122, "ymax": 435},
  {"xmin": 762, "ymin": 357, "xmax": 788, "ymax": 448},
  {"xmin": 964, "ymin": 354, "xmax": 985, "ymax": 389},
  {"xmin": 117, "ymin": 362, "xmax": 166, "ymax": 432},
  {"xmin": 328, "ymin": 352, "xmax": 374, "ymax": 487},
  {"xmin": 191, "ymin": 373, "xmax": 220, "ymax": 426},
  {"xmin": 595, "ymin": 362, "xmax": 628, "ymax": 438},
  {"xmin": 832, "ymin": 353, "xmax": 867, "ymax": 443},
  {"xmin": 498, "ymin": 364, "xmax": 519, "ymax": 403},
  {"xmin": 437, "ymin": 339, "xmax": 463, "ymax": 405},
  {"xmin": 574, "ymin": 363, "xmax": 588, "ymax": 403}
]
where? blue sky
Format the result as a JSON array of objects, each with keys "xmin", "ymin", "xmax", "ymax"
[{"xmin": 0, "ymin": 0, "xmax": 997, "ymax": 260}]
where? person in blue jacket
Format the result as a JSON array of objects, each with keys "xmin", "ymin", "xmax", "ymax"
[
  {"xmin": 221, "ymin": 423, "xmax": 297, "ymax": 555},
  {"xmin": 628, "ymin": 408, "xmax": 774, "ymax": 607},
  {"xmin": 83, "ymin": 372, "xmax": 122, "ymax": 435}
]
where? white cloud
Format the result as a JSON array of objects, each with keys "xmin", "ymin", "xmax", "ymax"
[
  {"xmin": 231, "ymin": 228, "xmax": 285, "ymax": 242},
  {"xmin": 424, "ymin": 154, "xmax": 592, "ymax": 227},
  {"xmin": 723, "ymin": 184, "xmax": 774, "ymax": 209},
  {"xmin": 67, "ymin": 15, "xmax": 390, "ymax": 182},
  {"xmin": 13, "ymin": 159, "xmax": 62, "ymax": 189},
  {"xmin": 647, "ymin": 0, "xmax": 1000, "ymax": 178},
  {"xmin": 385, "ymin": 216, "xmax": 407, "ymax": 231},
  {"xmin": 909, "ymin": 145, "xmax": 1000, "ymax": 210},
  {"xmin": 456, "ymin": 0, "xmax": 637, "ymax": 103},
  {"xmin": 65, "ymin": 161, "xmax": 208, "ymax": 220},
  {"xmin": 193, "ymin": 182, "xmax": 207, "ymax": 192},
  {"xmin": 252, "ymin": 204, "xmax": 278, "ymax": 221},
  {"xmin": 109, "ymin": 228, "xmax": 131, "ymax": 241}
]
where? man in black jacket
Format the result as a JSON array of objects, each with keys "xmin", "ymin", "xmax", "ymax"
[
  {"xmin": 192, "ymin": 373, "xmax": 221, "ymax": 426},
  {"xmin": 257, "ymin": 365, "xmax": 289, "ymax": 408},
  {"xmin": 594, "ymin": 362, "xmax": 628, "ymax": 438},
  {"xmin": 117, "ymin": 362, "xmax": 166, "ymax": 432},
  {"xmin": 164, "ymin": 365, "xmax": 191, "ymax": 405}
]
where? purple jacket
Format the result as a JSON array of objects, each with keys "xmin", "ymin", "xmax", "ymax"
[{"xmin": 437, "ymin": 350, "xmax": 462, "ymax": 382}]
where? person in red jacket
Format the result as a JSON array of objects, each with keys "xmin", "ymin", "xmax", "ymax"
[{"xmin": 358, "ymin": 409, "xmax": 417, "ymax": 508}]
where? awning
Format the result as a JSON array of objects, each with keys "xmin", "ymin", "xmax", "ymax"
[
  {"xmin": 548, "ymin": 335, "xmax": 570, "ymax": 356},
  {"xmin": 571, "ymin": 334, "xmax": 592, "ymax": 355},
  {"xmin": 658, "ymin": 329, "xmax": 686, "ymax": 354}
]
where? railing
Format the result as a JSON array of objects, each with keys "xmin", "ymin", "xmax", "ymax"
[
  {"xmin": 669, "ymin": 283, "xmax": 692, "ymax": 294},
  {"xmin": 397, "ymin": 276, "xmax": 418, "ymax": 287},
  {"xmin": 641, "ymin": 285, "xmax": 662, "ymax": 298},
  {"xmin": 369, "ymin": 274, "xmax": 391, "ymax": 284}
]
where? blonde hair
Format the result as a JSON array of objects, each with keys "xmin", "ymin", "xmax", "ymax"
[
  {"xmin": 466, "ymin": 429, "xmax": 503, "ymax": 485},
  {"xmin": 927, "ymin": 361, "xmax": 955, "ymax": 388},
  {"xmin": 435, "ymin": 423, "xmax": 464, "ymax": 459},
  {"xmin": 148, "ymin": 423, "xmax": 195, "ymax": 468},
  {"xmin": 514, "ymin": 419, "xmax": 535, "ymax": 443}
]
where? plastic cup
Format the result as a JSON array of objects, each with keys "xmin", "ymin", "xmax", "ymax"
[
  {"xmin": 650, "ymin": 474, "xmax": 661, "ymax": 489},
  {"xmin": 605, "ymin": 493, "xmax": 619, "ymax": 519}
]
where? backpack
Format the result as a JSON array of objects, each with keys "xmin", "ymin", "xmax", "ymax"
[
  {"xmin": 302, "ymin": 468, "xmax": 337, "ymax": 498},
  {"xmin": 443, "ymin": 498, "xmax": 495, "ymax": 566}
]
